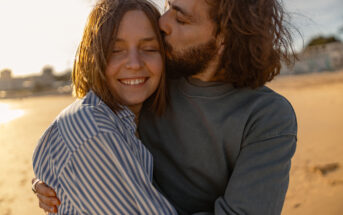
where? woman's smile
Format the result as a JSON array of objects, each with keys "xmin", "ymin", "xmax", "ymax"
[{"xmin": 118, "ymin": 77, "xmax": 148, "ymax": 86}]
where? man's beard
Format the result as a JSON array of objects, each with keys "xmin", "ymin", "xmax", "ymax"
[{"xmin": 165, "ymin": 39, "xmax": 218, "ymax": 79}]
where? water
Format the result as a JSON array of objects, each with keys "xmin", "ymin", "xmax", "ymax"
[{"xmin": 0, "ymin": 102, "xmax": 25, "ymax": 124}]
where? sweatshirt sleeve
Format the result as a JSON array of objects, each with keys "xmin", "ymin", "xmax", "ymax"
[{"xmin": 192, "ymin": 96, "xmax": 297, "ymax": 215}]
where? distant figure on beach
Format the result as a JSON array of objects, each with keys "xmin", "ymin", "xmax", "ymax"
[{"xmin": 34, "ymin": 0, "xmax": 297, "ymax": 214}]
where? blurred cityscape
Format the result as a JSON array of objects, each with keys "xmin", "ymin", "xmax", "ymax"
[
  {"xmin": 0, "ymin": 66, "xmax": 72, "ymax": 99},
  {"xmin": 1, "ymin": 36, "xmax": 343, "ymax": 99}
]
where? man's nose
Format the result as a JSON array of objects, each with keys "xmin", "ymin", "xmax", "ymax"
[
  {"xmin": 126, "ymin": 50, "xmax": 142, "ymax": 70},
  {"xmin": 159, "ymin": 12, "xmax": 171, "ymax": 35}
]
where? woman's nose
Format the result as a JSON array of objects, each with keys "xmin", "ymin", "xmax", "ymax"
[{"xmin": 126, "ymin": 50, "xmax": 142, "ymax": 70}]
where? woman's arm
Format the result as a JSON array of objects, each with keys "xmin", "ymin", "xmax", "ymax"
[
  {"xmin": 33, "ymin": 131, "xmax": 177, "ymax": 214},
  {"xmin": 32, "ymin": 122, "xmax": 62, "ymax": 213}
]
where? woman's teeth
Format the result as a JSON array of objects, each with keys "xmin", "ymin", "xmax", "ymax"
[{"xmin": 120, "ymin": 78, "xmax": 146, "ymax": 86}]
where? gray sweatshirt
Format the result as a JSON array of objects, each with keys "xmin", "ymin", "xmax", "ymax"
[{"xmin": 138, "ymin": 77, "xmax": 297, "ymax": 215}]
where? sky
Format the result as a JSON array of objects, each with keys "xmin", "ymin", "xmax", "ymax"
[{"xmin": 0, "ymin": 0, "xmax": 342, "ymax": 77}]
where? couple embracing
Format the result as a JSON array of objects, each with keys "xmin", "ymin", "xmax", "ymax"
[{"xmin": 32, "ymin": 0, "xmax": 297, "ymax": 214}]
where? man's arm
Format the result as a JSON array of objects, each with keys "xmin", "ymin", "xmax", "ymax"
[
  {"xmin": 194, "ymin": 96, "xmax": 297, "ymax": 215},
  {"xmin": 215, "ymin": 134, "xmax": 296, "ymax": 214},
  {"xmin": 187, "ymin": 135, "xmax": 296, "ymax": 215}
]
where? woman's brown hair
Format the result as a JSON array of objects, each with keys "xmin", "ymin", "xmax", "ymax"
[
  {"xmin": 73, "ymin": 0, "xmax": 167, "ymax": 115},
  {"xmin": 206, "ymin": 0, "xmax": 296, "ymax": 88}
]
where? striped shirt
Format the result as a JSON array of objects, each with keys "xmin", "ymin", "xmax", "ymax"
[{"xmin": 33, "ymin": 90, "xmax": 177, "ymax": 215}]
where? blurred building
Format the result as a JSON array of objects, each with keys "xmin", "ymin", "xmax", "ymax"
[
  {"xmin": 0, "ymin": 69, "xmax": 12, "ymax": 80},
  {"xmin": 281, "ymin": 41, "xmax": 343, "ymax": 75},
  {"xmin": 0, "ymin": 69, "xmax": 24, "ymax": 91},
  {"xmin": 0, "ymin": 67, "xmax": 71, "ymax": 93}
]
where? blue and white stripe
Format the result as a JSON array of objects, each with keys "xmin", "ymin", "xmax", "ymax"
[{"xmin": 33, "ymin": 90, "xmax": 177, "ymax": 215}]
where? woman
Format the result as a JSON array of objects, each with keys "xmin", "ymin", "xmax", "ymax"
[{"xmin": 33, "ymin": 0, "xmax": 177, "ymax": 214}]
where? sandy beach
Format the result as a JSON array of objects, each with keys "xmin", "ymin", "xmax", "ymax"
[
  {"xmin": 0, "ymin": 71, "xmax": 342, "ymax": 215},
  {"xmin": 267, "ymin": 71, "xmax": 343, "ymax": 215}
]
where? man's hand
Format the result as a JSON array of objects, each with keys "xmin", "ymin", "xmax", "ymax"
[{"xmin": 32, "ymin": 178, "xmax": 61, "ymax": 213}]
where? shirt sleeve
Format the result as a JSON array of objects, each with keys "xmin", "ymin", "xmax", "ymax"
[
  {"xmin": 58, "ymin": 131, "xmax": 177, "ymax": 215},
  {"xmin": 191, "ymin": 97, "xmax": 298, "ymax": 215},
  {"xmin": 33, "ymin": 122, "xmax": 59, "ymax": 189}
]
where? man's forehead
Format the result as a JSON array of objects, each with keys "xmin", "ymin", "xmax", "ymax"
[
  {"xmin": 169, "ymin": 0, "xmax": 208, "ymax": 18},
  {"xmin": 169, "ymin": 0, "xmax": 196, "ymax": 9}
]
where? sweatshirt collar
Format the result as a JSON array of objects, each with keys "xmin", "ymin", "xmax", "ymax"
[{"xmin": 177, "ymin": 77, "xmax": 235, "ymax": 98}]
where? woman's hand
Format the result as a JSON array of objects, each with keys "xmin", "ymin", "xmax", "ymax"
[{"xmin": 32, "ymin": 178, "xmax": 61, "ymax": 213}]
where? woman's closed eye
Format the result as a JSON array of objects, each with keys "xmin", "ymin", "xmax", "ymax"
[
  {"xmin": 112, "ymin": 48, "xmax": 125, "ymax": 53},
  {"xmin": 142, "ymin": 47, "xmax": 160, "ymax": 52}
]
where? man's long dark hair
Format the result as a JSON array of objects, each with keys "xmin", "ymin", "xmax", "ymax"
[{"xmin": 206, "ymin": 0, "xmax": 296, "ymax": 88}]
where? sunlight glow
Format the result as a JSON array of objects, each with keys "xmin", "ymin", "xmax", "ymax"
[
  {"xmin": 0, "ymin": 0, "xmax": 341, "ymax": 77},
  {"xmin": 0, "ymin": 0, "xmax": 165, "ymax": 77},
  {"xmin": 0, "ymin": 103, "xmax": 25, "ymax": 124}
]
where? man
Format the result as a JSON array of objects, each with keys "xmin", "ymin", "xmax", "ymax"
[{"xmin": 34, "ymin": 0, "xmax": 297, "ymax": 214}]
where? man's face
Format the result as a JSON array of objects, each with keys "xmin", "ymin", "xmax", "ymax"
[{"xmin": 159, "ymin": 0, "xmax": 219, "ymax": 78}]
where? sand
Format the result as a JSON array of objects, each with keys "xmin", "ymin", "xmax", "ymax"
[
  {"xmin": 0, "ymin": 70, "xmax": 342, "ymax": 215},
  {"xmin": 0, "ymin": 95, "xmax": 75, "ymax": 215},
  {"xmin": 267, "ymin": 71, "xmax": 343, "ymax": 215}
]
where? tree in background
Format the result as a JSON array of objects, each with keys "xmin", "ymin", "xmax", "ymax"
[{"xmin": 307, "ymin": 35, "xmax": 341, "ymax": 47}]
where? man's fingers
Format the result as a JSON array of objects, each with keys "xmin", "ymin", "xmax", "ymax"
[
  {"xmin": 31, "ymin": 178, "xmax": 38, "ymax": 184},
  {"xmin": 37, "ymin": 193, "xmax": 60, "ymax": 207},
  {"xmin": 39, "ymin": 201, "xmax": 58, "ymax": 213},
  {"xmin": 35, "ymin": 181, "xmax": 57, "ymax": 197}
]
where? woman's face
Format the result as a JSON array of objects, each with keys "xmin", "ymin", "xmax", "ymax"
[{"xmin": 105, "ymin": 10, "xmax": 163, "ymax": 112}]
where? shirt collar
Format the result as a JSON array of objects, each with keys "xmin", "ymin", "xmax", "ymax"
[
  {"xmin": 116, "ymin": 105, "xmax": 137, "ymax": 132},
  {"xmin": 88, "ymin": 90, "xmax": 136, "ymax": 131}
]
